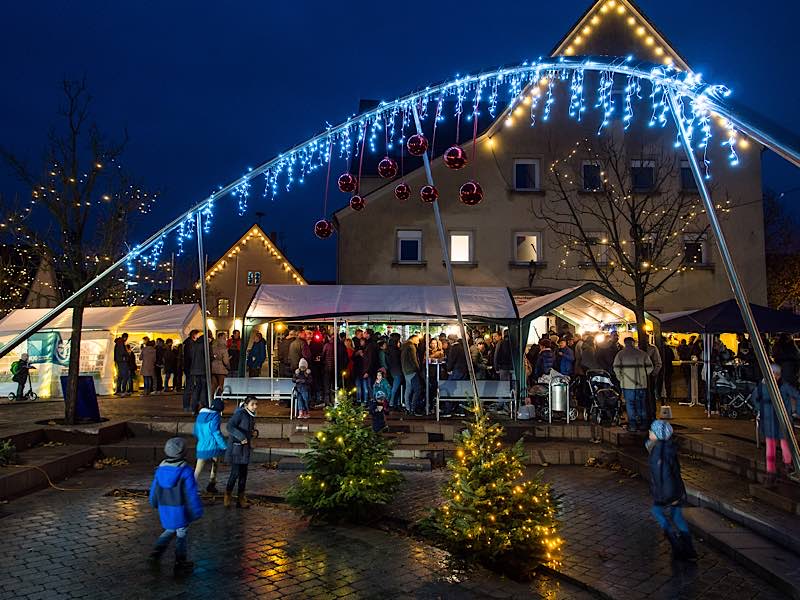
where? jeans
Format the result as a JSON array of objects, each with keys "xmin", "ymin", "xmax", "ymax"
[
  {"xmin": 164, "ymin": 370, "xmax": 174, "ymax": 390},
  {"xmin": 404, "ymin": 372, "xmax": 419, "ymax": 412},
  {"xmin": 296, "ymin": 387, "xmax": 309, "ymax": 413},
  {"xmin": 154, "ymin": 526, "xmax": 188, "ymax": 560},
  {"xmin": 623, "ymin": 388, "xmax": 647, "ymax": 430},
  {"xmin": 116, "ymin": 362, "xmax": 130, "ymax": 394},
  {"xmin": 194, "ymin": 457, "xmax": 218, "ymax": 484},
  {"xmin": 226, "ymin": 463, "xmax": 249, "ymax": 495},
  {"xmin": 449, "ymin": 368, "xmax": 467, "ymax": 381},
  {"xmin": 389, "ymin": 373, "xmax": 403, "ymax": 409},
  {"xmin": 190, "ymin": 375, "xmax": 208, "ymax": 411},
  {"xmin": 143, "ymin": 376, "xmax": 154, "ymax": 395},
  {"xmin": 651, "ymin": 504, "xmax": 690, "ymax": 535},
  {"xmin": 357, "ymin": 376, "xmax": 371, "ymax": 404}
]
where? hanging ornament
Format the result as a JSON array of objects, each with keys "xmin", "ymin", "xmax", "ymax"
[
  {"xmin": 407, "ymin": 134, "xmax": 429, "ymax": 156},
  {"xmin": 459, "ymin": 180, "xmax": 484, "ymax": 206},
  {"xmin": 420, "ymin": 185, "xmax": 438, "ymax": 203},
  {"xmin": 394, "ymin": 182, "xmax": 411, "ymax": 201},
  {"xmin": 349, "ymin": 195, "xmax": 366, "ymax": 211},
  {"xmin": 337, "ymin": 173, "xmax": 358, "ymax": 193},
  {"xmin": 377, "ymin": 157, "xmax": 399, "ymax": 179},
  {"xmin": 443, "ymin": 145, "xmax": 468, "ymax": 170},
  {"xmin": 314, "ymin": 219, "xmax": 333, "ymax": 239}
]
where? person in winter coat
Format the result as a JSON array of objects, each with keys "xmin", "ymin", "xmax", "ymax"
[
  {"xmin": 446, "ymin": 338, "xmax": 468, "ymax": 380},
  {"xmin": 174, "ymin": 342, "xmax": 183, "ymax": 392},
  {"xmin": 11, "ymin": 353, "xmax": 35, "ymax": 400},
  {"xmin": 613, "ymin": 337, "xmax": 654, "ymax": 432},
  {"xmin": 579, "ymin": 337, "xmax": 602, "ymax": 372},
  {"xmin": 387, "ymin": 333, "xmax": 404, "ymax": 410},
  {"xmin": 642, "ymin": 338, "xmax": 663, "ymax": 422},
  {"xmin": 193, "ymin": 398, "xmax": 227, "ymax": 493},
  {"xmin": 369, "ymin": 389, "xmax": 388, "ymax": 432},
  {"xmin": 646, "ymin": 420, "xmax": 697, "ymax": 561},
  {"xmin": 293, "ymin": 358, "xmax": 313, "ymax": 418},
  {"xmin": 372, "ymin": 368, "xmax": 391, "ymax": 409},
  {"xmin": 470, "ymin": 340, "xmax": 489, "ymax": 379},
  {"xmin": 534, "ymin": 340, "xmax": 555, "ymax": 378},
  {"xmin": 163, "ymin": 339, "xmax": 177, "ymax": 391},
  {"xmin": 493, "ymin": 332, "xmax": 514, "ymax": 381},
  {"xmin": 225, "ymin": 396, "xmax": 258, "ymax": 508},
  {"xmin": 141, "ymin": 341, "xmax": 157, "ymax": 395},
  {"xmin": 555, "ymin": 339, "xmax": 575, "ymax": 376},
  {"xmin": 114, "ymin": 333, "xmax": 129, "ymax": 396},
  {"xmin": 189, "ymin": 332, "xmax": 208, "ymax": 413},
  {"xmin": 182, "ymin": 330, "xmax": 197, "ymax": 412},
  {"xmin": 227, "ymin": 330, "xmax": 242, "ymax": 374},
  {"xmin": 750, "ymin": 363, "xmax": 799, "ymax": 486},
  {"xmin": 211, "ymin": 332, "xmax": 230, "ymax": 395},
  {"xmin": 148, "ymin": 437, "xmax": 204, "ymax": 573},
  {"xmin": 247, "ymin": 331, "xmax": 267, "ymax": 377},
  {"xmin": 772, "ymin": 333, "xmax": 800, "ymax": 389},
  {"xmin": 126, "ymin": 344, "xmax": 137, "ymax": 392},
  {"xmin": 401, "ymin": 335, "xmax": 421, "ymax": 414}
]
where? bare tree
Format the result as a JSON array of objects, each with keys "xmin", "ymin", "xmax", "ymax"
[
  {"xmin": 533, "ymin": 135, "xmax": 716, "ymax": 336},
  {"xmin": 1, "ymin": 79, "xmax": 157, "ymax": 423},
  {"xmin": 763, "ymin": 189, "xmax": 800, "ymax": 309}
]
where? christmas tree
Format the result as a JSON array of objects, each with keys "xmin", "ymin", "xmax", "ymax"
[
  {"xmin": 286, "ymin": 396, "xmax": 403, "ymax": 521},
  {"xmin": 431, "ymin": 407, "xmax": 562, "ymax": 569}
]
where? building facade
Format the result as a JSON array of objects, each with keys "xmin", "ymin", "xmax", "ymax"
[{"xmin": 335, "ymin": 0, "xmax": 767, "ymax": 314}]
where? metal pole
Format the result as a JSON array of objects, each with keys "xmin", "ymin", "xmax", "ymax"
[
  {"xmin": 704, "ymin": 333, "xmax": 712, "ymax": 417},
  {"xmin": 333, "ymin": 316, "xmax": 338, "ymax": 402},
  {"xmin": 169, "ymin": 252, "xmax": 175, "ymax": 306},
  {"xmin": 425, "ymin": 319, "xmax": 430, "ymax": 415},
  {"xmin": 667, "ymin": 89, "xmax": 800, "ymax": 475},
  {"xmin": 232, "ymin": 253, "xmax": 239, "ymax": 333},
  {"xmin": 410, "ymin": 103, "xmax": 480, "ymax": 406},
  {"xmin": 269, "ymin": 323, "xmax": 274, "ymax": 378},
  {"xmin": 196, "ymin": 212, "xmax": 213, "ymax": 405}
]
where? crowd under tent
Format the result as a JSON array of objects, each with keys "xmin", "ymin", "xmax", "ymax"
[{"xmin": 0, "ymin": 304, "xmax": 202, "ymax": 398}]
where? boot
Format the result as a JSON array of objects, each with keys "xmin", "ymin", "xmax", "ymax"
[
  {"xmin": 223, "ymin": 491, "xmax": 232, "ymax": 508},
  {"xmin": 206, "ymin": 481, "xmax": 218, "ymax": 494},
  {"xmin": 664, "ymin": 531, "xmax": 682, "ymax": 559},
  {"xmin": 237, "ymin": 494, "xmax": 250, "ymax": 509},
  {"xmin": 678, "ymin": 532, "xmax": 698, "ymax": 560}
]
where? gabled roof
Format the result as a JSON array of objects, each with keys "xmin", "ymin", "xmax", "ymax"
[{"xmin": 205, "ymin": 224, "xmax": 307, "ymax": 286}]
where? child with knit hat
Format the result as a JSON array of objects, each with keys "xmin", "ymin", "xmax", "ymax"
[
  {"xmin": 148, "ymin": 437, "xmax": 204, "ymax": 574},
  {"xmin": 293, "ymin": 358, "xmax": 313, "ymax": 419},
  {"xmin": 646, "ymin": 420, "xmax": 697, "ymax": 561}
]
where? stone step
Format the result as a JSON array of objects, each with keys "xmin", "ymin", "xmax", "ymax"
[
  {"xmin": 748, "ymin": 481, "xmax": 800, "ymax": 516},
  {"xmin": 277, "ymin": 455, "xmax": 431, "ymax": 472},
  {"xmin": 0, "ymin": 445, "xmax": 97, "ymax": 500},
  {"xmin": 684, "ymin": 507, "xmax": 800, "ymax": 599}
]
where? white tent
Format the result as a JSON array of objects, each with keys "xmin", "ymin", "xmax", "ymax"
[
  {"xmin": 0, "ymin": 304, "xmax": 202, "ymax": 399},
  {"xmin": 246, "ymin": 285, "xmax": 519, "ymax": 322}
]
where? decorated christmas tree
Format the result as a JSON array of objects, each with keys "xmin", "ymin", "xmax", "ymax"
[
  {"xmin": 431, "ymin": 407, "xmax": 562, "ymax": 569},
  {"xmin": 286, "ymin": 396, "xmax": 403, "ymax": 521}
]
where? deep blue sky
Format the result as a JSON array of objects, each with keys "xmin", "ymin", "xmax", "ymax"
[{"xmin": 1, "ymin": 1, "xmax": 799, "ymax": 282}]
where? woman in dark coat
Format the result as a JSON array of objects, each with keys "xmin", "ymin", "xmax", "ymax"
[
  {"xmin": 224, "ymin": 396, "xmax": 258, "ymax": 509},
  {"xmin": 647, "ymin": 419, "xmax": 697, "ymax": 560},
  {"xmin": 750, "ymin": 363, "xmax": 798, "ymax": 485},
  {"xmin": 772, "ymin": 333, "xmax": 800, "ymax": 389}
]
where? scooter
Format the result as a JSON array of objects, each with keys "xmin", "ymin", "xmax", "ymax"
[{"xmin": 8, "ymin": 373, "xmax": 38, "ymax": 402}]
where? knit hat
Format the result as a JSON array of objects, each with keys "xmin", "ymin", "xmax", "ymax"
[
  {"xmin": 210, "ymin": 398, "xmax": 225, "ymax": 413},
  {"xmin": 374, "ymin": 390, "xmax": 387, "ymax": 399},
  {"xmin": 649, "ymin": 420, "xmax": 673, "ymax": 441},
  {"xmin": 164, "ymin": 437, "xmax": 186, "ymax": 459},
  {"xmin": 298, "ymin": 358, "xmax": 309, "ymax": 370}
]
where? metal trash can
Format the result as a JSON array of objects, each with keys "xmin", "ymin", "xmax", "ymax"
[{"xmin": 548, "ymin": 376, "xmax": 571, "ymax": 423}]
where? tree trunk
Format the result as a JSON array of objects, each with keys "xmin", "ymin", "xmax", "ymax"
[
  {"xmin": 64, "ymin": 302, "xmax": 85, "ymax": 425},
  {"xmin": 634, "ymin": 288, "xmax": 648, "ymax": 350}
]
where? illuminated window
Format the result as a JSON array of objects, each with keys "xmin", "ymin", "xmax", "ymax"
[
  {"xmin": 449, "ymin": 231, "xmax": 473, "ymax": 263},
  {"xmin": 680, "ymin": 161, "xmax": 698, "ymax": 192},
  {"xmin": 513, "ymin": 232, "xmax": 541, "ymax": 263},
  {"xmin": 582, "ymin": 161, "xmax": 602, "ymax": 191},
  {"xmin": 246, "ymin": 271, "xmax": 262, "ymax": 286},
  {"xmin": 396, "ymin": 230, "xmax": 422, "ymax": 263},
  {"xmin": 683, "ymin": 235, "xmax": 707, "ymax": 265},
  {"xmin": 514, "ymin": 159, "xmax": 540, "ymax": 191},
  {"xmin": 217, "ymin": 298, "xmax": 230, "ymax": 317},
  {"xmin": 631, "ymin": 159, "xmax": 655, "ymax": 191}
]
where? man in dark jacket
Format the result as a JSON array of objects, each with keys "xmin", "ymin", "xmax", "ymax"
[
  {"xmin": 493, "ymin": 330, "xmax": 514, "ymax": 381},
  {"xmin": 182, "ymin": 331, "xmax": 198, "ymax": 412},
  {"xmin": 401, "ymin": 335, "xmax": 421, "ymax": 413},
  {"xmin": 446, "ymin": 338, "xmax": 468, "ymax": 381},
  {"xmin": 278, "ymin": 330, "xmax": 295, "ymax": 377},
  {"xmin": 188, "ymin": 331, "xmax": 208, "ymax": 413},
  {"xmin": 163, "ymin": 339, "xmax": 177, "ymax": 392},
  {"xmin": 387, "ymin": 333, "xmax": 403, "ymax": 410},
  {"xmin": 155, "ymin": 338, "xmax": 165, "ymax": 392},
  {"xmin": 114, "ymin": 333, "xmax": 129, "ymax": 396}
]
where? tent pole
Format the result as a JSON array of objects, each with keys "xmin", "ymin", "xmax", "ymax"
[
  {"xmin": 410, "ymin": 103, "xmax": 480, "ymax": 405},
  {"xmin": 425, "ymin": 319, "xmax": 430, "ymax": 415},
  {"xmin": 667, "ymin": 89, "xmax": 800, "ymax": 476},
  {"xmin": 169, "ymin": 252, "xmax": 175, "ymax": 306},
  {"xmin": 269, "ymin": 323, "xmax": 274, "ymax": 379},
  {"xmin": 196, "ymin": 212, "xmax": 213, "ymax": 406},
  {"xmin": 333, "ymin": 316, "xmax": 338, "ymax": 403},
  {"xmin": 704, "ymin": 333, "xmax": 712, "ymax": 417},
  {"xmin": 232, "ymin": 253, "xmax": 239, "ymax": 334}
]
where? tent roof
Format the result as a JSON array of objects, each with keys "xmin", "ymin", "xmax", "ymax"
[
  {"xmin": 0, "ymin": 304, "xmax": 201, "ymax": 336},
  {"xmin": 245, "ymin": 285, "xmax": 518, "ymax": 322},
  {"xmin": 518, "ymin": 283, "xmax": 656, "ymax": 327},
  {"xmin": 660, "ymin": 299, "xmax": 800, "ymax": 334}
]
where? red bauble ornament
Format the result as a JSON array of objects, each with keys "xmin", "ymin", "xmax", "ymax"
[
  {"xmin": 443, "ymin": 145, "xmax": 468, "ymax": 170},
  {"xmin": 394, "ymin": 182, "xmax": 411, "ymax": 201},
  {"xmin": 349, "ymin": 195, "xmax": 366, "ymax": 211},
  {"xmin": 337, "ymin": 172, "xmax": 358, "ymax": 193},
  {"xmin": 377, "ymin": 157, "xmax": 399, "ymax": 179},
  {"xmin": 420, "ymin": 185, "xmax": 438, "ymax": 203},
  {"xmin": 459, "ymin": 180, "xmax": 484, "ymax": 206},
  {"xmin": 407, "ymin": 134, "xmax": 429, "ymax": 156},
  {"xmin": 314, "ymin": 219, "xmax": 333, "ymax": 239}
]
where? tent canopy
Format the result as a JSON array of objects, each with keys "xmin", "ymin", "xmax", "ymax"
[
  {"xmin": 245, "ymin": 285, "xmax": 519, "ymax": 322},
  {"xmin": 660, "ymin": 299, "xmax": 800, "ymax": 334},
  {"xmin": 518, "ymin": 283, "xmax": 657, "ymax": 330},
  {"xmin": 0, "ymin": 304, "xmax": 202, "ymax": 337}
]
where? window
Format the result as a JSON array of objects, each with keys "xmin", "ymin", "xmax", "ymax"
[
  {"xmin": 587, "ymin": 232, "xmax": 609, "ymax": 265},
  {"xmin": 514, "ymin": 159, "xmax": 540, "ymax": 191},
  {"xmin": 246, "ymin": 271, "xmax": 262, "ymax": 286},
  {"xmin": 582, "ymin": 161, "xmax": 602, "ymax": 191},
  {"xmin": 631, "ymin": 159, "xmax": 655, "ymax": 191},
  {"xmin": 513, "ymin": 232, "xmax": 541, "ymax": 263},
  {"xmin": 683, "ymin": 235, "xmax": 707, "ymax": 265},
  {"xmin": 680, "ymin": 160, "xmax": 698, "ymax": 192},
  {"xmin": 449, "ymin": 231, "xmax": 474, "ymax": 263},
  {"xmin": 396, "ymin": 229, "xmax": 422, "ymax": 263},
  {"xmin": 217, "ymin": 298, "xmax": 230, "ymax": 317}
]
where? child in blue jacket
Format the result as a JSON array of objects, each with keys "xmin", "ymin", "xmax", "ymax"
[
  {"xmin": 149, "ymin": 437, "xmax": 204, "ymax": 574},
  {"xmin": 194, "ymin": 398, "xmax": 227, "ymax": 493}
]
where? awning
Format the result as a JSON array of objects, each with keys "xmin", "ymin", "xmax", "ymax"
[
  {"xmin": 660, "ymin": 299, "xmax": 800, "ymax": 334},
  {"xmin": 245, "ymin": 285, "xmax": 518, "ymax": 322},
  {"xmin": 0, "ymin": 304, "xmax": 202, "ymax": 337}
]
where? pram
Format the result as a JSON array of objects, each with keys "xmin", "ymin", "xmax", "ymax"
[
  {"xmin": 584, "ymin": 369, "xmax": 621, "ymax": 425},
  {"xmin": 711, "ymin": 366, "xmax": 756, "ymax": 419}
]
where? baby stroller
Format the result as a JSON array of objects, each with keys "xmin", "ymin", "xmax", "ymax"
[
  {"xmin": 528, "ymin": 383, "xmax": 550, "ymax": 420},
  {"xmin": 584, "ymin": 369, "xmax": 621, "ymax": 425},
  {"xmin": 711, "ymin": 366, "xmax": 756, "ymax": 419}
]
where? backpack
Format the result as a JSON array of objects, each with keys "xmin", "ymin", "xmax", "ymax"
[{"xmin": 10, "ymin": 361, "xmax": 20, "ymax": 376}]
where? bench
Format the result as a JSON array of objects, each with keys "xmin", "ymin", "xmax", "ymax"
[
  {"xmin": 216, "ymin": 377, "xmax": 298, "ymax": 417},
  {"xmin": 436, "ymin": 379, "xmax": 517, "ymax": 421}
]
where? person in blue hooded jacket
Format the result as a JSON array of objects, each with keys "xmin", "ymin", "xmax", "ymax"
[
  {"xmin": 247, "ymin": 331, "xmax": 267, "ymax": 377},
  {"xmin": 148, "ymin": 437, "xmax": 204, "ymax": 573},
  {"xmin": 194, "ymin": 398, "xmax": 227, "ymax": 493},
  {"xmin": 646, "ymin": 420, "xmax": 697, "ymax": 561}
]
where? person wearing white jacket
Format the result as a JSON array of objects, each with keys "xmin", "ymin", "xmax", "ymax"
[{"xmin": 613, "ymin": 337, "xmax": 654, "ymax": 432}]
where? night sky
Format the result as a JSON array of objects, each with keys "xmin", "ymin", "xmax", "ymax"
[{"xmin": 1, "ymin": 1, "xmax": 798, "ymax": 283}]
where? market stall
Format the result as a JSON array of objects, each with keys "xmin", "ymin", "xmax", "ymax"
[{"xmin": 0, "ymin": 304, "xmax": 203, "ymax": 398}]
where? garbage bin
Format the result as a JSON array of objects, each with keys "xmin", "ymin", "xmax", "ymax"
[{"xmin": 60, "ymin": 375, "xmax": 101, "ymax": 422}]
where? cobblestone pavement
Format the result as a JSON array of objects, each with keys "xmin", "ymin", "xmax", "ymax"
[{"xmin": 1, "ymin": 462, "xmax": 786, "ymax": 600}]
